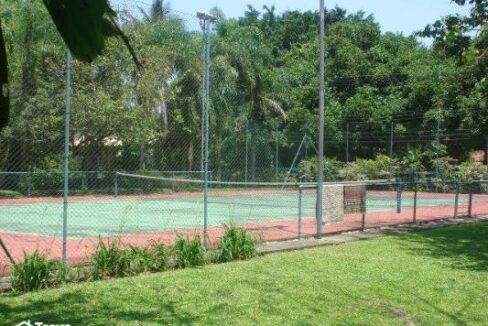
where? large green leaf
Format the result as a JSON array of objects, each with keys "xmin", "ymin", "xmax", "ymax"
[
  {"xmin": 42, "ymin": 0, "xmax": 141, "ymax": 67},
  {"xmin": 0, "ymin": 18, "xmax": 9, "ymax": 129}
]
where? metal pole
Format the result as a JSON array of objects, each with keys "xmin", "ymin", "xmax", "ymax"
[
  {"xmin": 275, "ymin": 128, "xmax": 279, "ymax": 178},
  {"xmin": 413, "ymin": 182, "xmax": 418, "ymax": 223},
  {"xmin": 203, "ymin": 20, "xmax": 210, "ymax": 246},
  {"xmin": 198, "ymin": 12, "xmax": 216, "ymax": 247},
  {"xmin": 396, "ymin": 180, "xmax": 402, "ymax": 214},
  {"xmin": 200, "ymin": 22, "xmax": 206, "ymax": 175},
  {"xmin": 245, "ymin": 121, "xmax": 249, "ymax": 183},
  {"xmin": 114, "ymin": 172, "xmax": 119, "ymax": 197},
  {"xmin": 298, "ymin": 187, "xmax": 303, "ymax": 239},
  {"xmin": 62, "ymin": 50, "xmax": 72, "ymax": 263},
  {"xmin": 468, "ymin": 182, "xmax": 473, "ymax": 218},
  {"xmin": 316, "ymin": 0, "xmax": 325, "ymax": 239},
  {"xmin": 389, "ymin": 120, "xmax": 394, "ymax": 158},
  {"xmin": 346, "ymin": 122, "xmax": 349, "ymax": 163},
  {"xmin": 454, "ymin": 182, "xmax": 459, "ymax": 218}
]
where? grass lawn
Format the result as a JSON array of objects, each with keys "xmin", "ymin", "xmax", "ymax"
[{"xmin": 1, "ymin": 222, "xmax": 488, "ymax": 325}]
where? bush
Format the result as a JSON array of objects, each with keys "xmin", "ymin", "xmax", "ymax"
[
  {"xmin": 298, "ymin": 157, "xmax": 343, "ymax": 182},
  {"xmin": 216, "ymin": 225, "xmax": 256, "ymax": 263},
  {"xmin": 456, "ymin": 161, "xmax": 488, "ymax": 182},
  {"xmin": 339, "ymin": 155, "xmax": 398, "ymax": 181},
  {"xmin": 0, "ymin": 190, "xmax": 22, "ymax": 199},
  {"xmin": 89, "ymin": 239, "xmax": 131, "ymax": 280},
  {"xmin": 149, "ymin": 241, "xmax": 169, "ymax": 272},
  {"xmin": 11, "ymin": 251, "xmax": 70, "ymax": 292},
  {"xmin": 126, "ymin": 245, "xmax": 155, "ymax": 275},
  {"xmin": 173, "ymin": 235, "xmax": 205, "ymax": 268}
]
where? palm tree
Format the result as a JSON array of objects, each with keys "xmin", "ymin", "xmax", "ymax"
[
  {"xmin": 0, "ymin": 0, "xmax": 140, "ymax": 130},
  {"xmin": 139, "ymin": 0, "xmax": 170, "ymax": 23},
  {"xmin": 216, "ymin": 25, "xmax": 286, "ymax": 180}
]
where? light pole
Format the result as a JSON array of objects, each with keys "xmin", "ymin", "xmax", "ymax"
[
  {"xmin": 62, "ymin": 50, "xmax": 72, "ymax": 263},
  {"xmin": 316, "ymin": 0, "xmax": 325, "ymax": 239},
  {"xmin": 198, "ymin": 12, "xmax": 217, "ymax": 247}
]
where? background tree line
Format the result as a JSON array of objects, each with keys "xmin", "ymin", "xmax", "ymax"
[{"xmin": 0, "ymin": 0, "xmax": 486, "ymax": 186}]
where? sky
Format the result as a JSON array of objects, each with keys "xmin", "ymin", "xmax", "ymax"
[{"xmin": 118, "ymin": 0, "xmax": 471, "ymax": 37}]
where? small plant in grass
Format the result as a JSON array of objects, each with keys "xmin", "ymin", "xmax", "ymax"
[
  {"xmin": 127, "ymin": 245, "xmax": 154, "ymax": 275},
  {"xmin": 11, "ymin": 251, "xmax": 71, "ymax": 292},
  {"xmin": 89, "ymin": 239, "xmax": 131, "ymax": 280},
  {"xmin": 149, "ymin": 240, "xmax": 169, "ymax": 272},
  {"xmin": 216, "ymin": 225, "xmax": 257, "ymax": 263},
  {"xmin": 173, "ymin": 235, "xmax": 205, "ymax": 268}
]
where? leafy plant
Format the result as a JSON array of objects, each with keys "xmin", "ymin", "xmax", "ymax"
[
  {"xmin": 126, "ymin": 245, "xmax": 155, "ymax": 275},
  {"xmin": 11, "ymin": 251, "xmax": 70, "ymax": 292},
  {"xmin": 339, "ymin": 155, "xmax": 399, "ymax": 181},
  {"xmin": 89, "ymin": 239, "xmax": 131, "ymax": 280},
  {"xmin": 149, "ymin": 241, "xmax": 169, "ymax": 272},
  {"xmin": 173, "ymin": 235, "xmax": 205, "ymax": 269},
  {"xmin": 216, "ymin": 225, "xmax": 256, "ymax": 263}
]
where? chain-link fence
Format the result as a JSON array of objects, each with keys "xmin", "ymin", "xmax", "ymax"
[{"xmin": 1, "ymin": 2, "xmax": 488, "ymax": 275}]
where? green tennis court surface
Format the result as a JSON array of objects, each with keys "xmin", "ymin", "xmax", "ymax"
[{"xmin": 0, "ymin": 191, "xmax": 461, "ymax": 238}]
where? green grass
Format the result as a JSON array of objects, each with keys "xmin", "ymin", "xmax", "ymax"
[{"xmin": 2, "ymin": 222, "xmax": 488, "ymax": 325}]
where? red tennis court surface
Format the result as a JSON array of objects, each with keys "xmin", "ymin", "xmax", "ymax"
[{"xmin": 2, "ymin": 198, "xmax": 488, "ymax": 276}]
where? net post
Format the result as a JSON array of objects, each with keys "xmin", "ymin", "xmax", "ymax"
[
  {"xmin": 298, "ymin": 187, "xmax": 303, "ymax": 239},
  {"xmin": 454, "ymin": 181, "xmax": 460, "ymax": 218},
  {"xmin": 468, "ymin": 182, "xmax": 473, "ymax": 218},
  {"xmin": 413, "ymin": 182, "xmax": 418, "ymax": 224}
]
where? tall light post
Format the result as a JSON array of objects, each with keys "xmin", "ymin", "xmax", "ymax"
[
  {"xmin": 316, "ymin": 0, "xmax": 325, "ymax": 239},
  {"xmin": 62, "ymin": 50, "xmax": 72, "ymax": 262},
  {"xmin": 198, "ymin": 12, "xmax": 217, "ymax": 247}
]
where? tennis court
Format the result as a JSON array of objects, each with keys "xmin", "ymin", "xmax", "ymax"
[
  {"xmin": 0, "ymin": 187, "xmax": 471, "ymax": 238},
  {"xmin": 1, "ymin": 179, "xmax": 488, "ymax": 274}
]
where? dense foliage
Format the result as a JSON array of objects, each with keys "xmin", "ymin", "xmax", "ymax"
[{"xmin": 0, "ymin": 1, "xmax": 486, "ymax": 182}]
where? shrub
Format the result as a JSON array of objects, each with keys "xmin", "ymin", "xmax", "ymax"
[
  {"xmin": 298, "ymin": 157, "xmax": 343, "ymax": 182},
  {"xmin": 149, "ymin": 241, "xmax": 169, "ymax": 272},
  {"xmin": 456, "ymin": 161, "xmax": 488, "ymax": 182},
  {"xmin": 339, "ymin": 155, "xmax": 398, "ymax": 181},
  {"xmin": 89, "ymin": 239, "xmax": 131, "ymax": 280},
  {"xmin": 0, "ymin": 190, "xmax": 22, "ymax": 199},
  {"xmin": 216, "ymin": 225, "xmax": 256, "ymax": 263},
  {"xmin": 11, "ymin": 251, "xmax": 70, "ymax": 292},
  {"xmin": 126, "ymin": 245, "xmax": 154, "ymax": 275},
  {"xmin": 173, "ymin": 235, "xmax": 205, "ymax": 268}
]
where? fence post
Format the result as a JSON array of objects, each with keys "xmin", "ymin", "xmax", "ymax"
[
  {"xmin": 396, "ymin": 179, "xmax": 402, "ymax": 213},
  {"xmin": 413, "ymin": 182, "xmax": 418, "ymax": 224},
  {"xmin": 454, "ymin": 182, "xmax": 460, "ymax": 218},
  {"xmin": 27, "ymin": 172, "xmax": 32, "ymax": 197},
  {"xmin": 298, "ymin": 187, "xmax": 303, "ymax": 239},
  {"xmin": 468, "ymin": 182, "xmax": 473, "ymax": 218},
  {"xmin": 114, "ymin": 172, "xmax": 119, "ymax": 197}
]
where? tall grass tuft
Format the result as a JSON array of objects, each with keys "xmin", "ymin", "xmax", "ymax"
[
  {"xmin": 149, "ymin": 241, "xmax": 169, "ymax": 272},
  {"xmin": 89, "ymin": 239, "xmax": 131, "ymax": 280},
  {"xmin": 11, "ymin": 251, "xmax": 70, "ymax": 292},
  {"xmin": 173, "ymin": 235, "xmax": 205, "ymax": 268},
  {"xmin": 127, "ymin": 245, "xmax": 154, "ymax": 275},
  {"xmin": 216, "ymin": 225, "xmax": 256, "ymax": 263}
]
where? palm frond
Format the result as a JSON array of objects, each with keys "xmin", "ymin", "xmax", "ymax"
[{"xmin": 41, "ymin": 0, "xmax": 141, "ymax": 69}]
